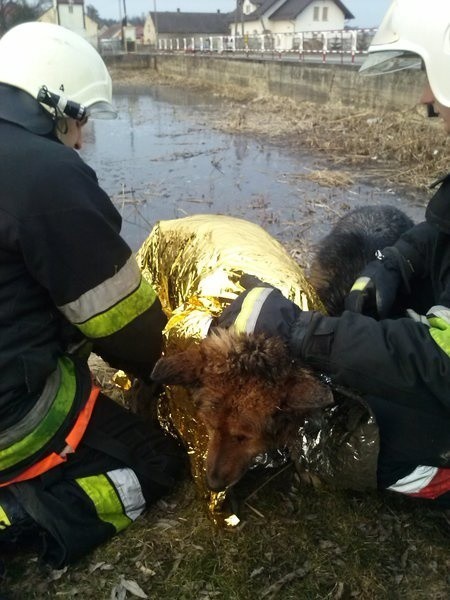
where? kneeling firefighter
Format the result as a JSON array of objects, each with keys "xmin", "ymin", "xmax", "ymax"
[
  {"xmin": 217, "ymin": 0, "xmax": 450, "ymax": 508},
  {"xmin": 0, "ymin": 22, "xmax": 184, "ymax": 568}
]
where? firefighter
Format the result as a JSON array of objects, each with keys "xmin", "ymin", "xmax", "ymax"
[
  {"xmin": 219, "ymin": 0, "xmax": 450, "ymax": 507},
  {"xmin": 0, "ymin": 22, "xmax": 184, "ymax": 568}
]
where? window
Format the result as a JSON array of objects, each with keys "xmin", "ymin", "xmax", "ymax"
[
  {"xmin": 313, "ymin": 6, "xmax": 320, "ymax": 21},
  {"xmin": 322, "ymin": 7, "xmax": 328, "ymax": 21},
  {"xmin": 243, "ymin": 1, "xmax": 253, "ymax": 15}
]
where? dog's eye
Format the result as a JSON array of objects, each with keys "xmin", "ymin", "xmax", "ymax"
[{"xmin": 233, "ymin": 434, "xmax": 250, "ymax": 443}]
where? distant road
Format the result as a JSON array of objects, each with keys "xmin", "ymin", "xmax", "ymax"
[
  {"xmin": 219, "ymin": 51, "xmax": 365, "ymax": 66},
  {"xmin": 128, "ymin": 49, "xmax": 366, "ymax": 67}
]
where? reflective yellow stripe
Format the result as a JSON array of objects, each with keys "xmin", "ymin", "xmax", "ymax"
[
  {"xmin": 58, "ymin": 256, "xmax": 142, "ymax": 323},
  {"xmin": 76, "ymin": 474, "xmax": 131, "ymax": 533},
  {"xmin": 76, "ymin": 276, "xmax": 157, "ymax": 338},
  {"xmin": 233, "ymin": 287, "xmax": 272, "ymax": 334},
  {"xmin": 0, "ymin": 505, "xmax": 11, "ymax": 529},
  {"xmin": 0, "ymin": 356, "xmax": 77, "ymax": 471},
  {"xmin": 350, "ymin": 276, "xmax": 371, "ymax": 292},
  {"xmin": 427, "ymin": 316, "xmax": 450, "ymax": 357}
]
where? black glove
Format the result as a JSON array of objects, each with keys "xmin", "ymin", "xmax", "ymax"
[
  {"xmin": 216, "ymin": 274, "xmax": 302, "ymax": 340},
  {"xmin": 345, "ymin": 247, "xmax": 413, "ymax": 319}
]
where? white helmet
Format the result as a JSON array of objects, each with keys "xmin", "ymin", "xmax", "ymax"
[
  {"xmin": 360, "ymin": 0, "xmax": 450, "ymax": 107},
  {"xmin": 0, "ymin": 21, "xmax": 116, "ymax": 119}
]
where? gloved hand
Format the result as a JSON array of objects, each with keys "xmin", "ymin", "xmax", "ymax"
[
  {"xmin": 215, "ymin": 274, "xmax": 302, "ymax": 340},
  {"xmin": 345, "ymin": 247, "xmax": 412, "ymax": 319}
]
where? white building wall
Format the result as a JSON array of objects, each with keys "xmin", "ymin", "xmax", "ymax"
[
  {"xmin": 295, "ymin": 1, "xmax": 345, "ymax": 31},
  {"xmin": 84, "ymin": 16, "xmax": 99, "ymax": 48},
  {"xmin": 143, "ymin": 15, "xmax": 156, "ymax": 45},
  {"xmin": 57, "ymin": 5, "xmax": 85, "ymax": 36},
  {"xmin": 235, "ymin": 19, "xmax": 263, "ymax": 35},
  {"xmin": 38, "ymin": 8, "xmax": 58, "ymax": 24},
  {"xmin": 38, "ymin": 6, "xmax": 98, "ymax": 49}
]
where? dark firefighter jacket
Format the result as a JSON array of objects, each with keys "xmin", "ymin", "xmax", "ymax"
[
  {"xmin": 0, "ymin": 84, "xmax": 166, "ymax": 484},
  {"xmin": 218, "ymin": 185, "xmax": 450, "ymax": 500},
  {"xmin": 290, "ymin": 177, "xmax": 450, "ymax": 418},
  {"xmin": 288, "ymin": 178, "xmax": 450, "ymax": 500}
]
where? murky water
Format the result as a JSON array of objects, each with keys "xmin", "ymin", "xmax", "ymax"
[{"xmin": 81, "ymin": 86, "xmax": 427, "ymax": 253}]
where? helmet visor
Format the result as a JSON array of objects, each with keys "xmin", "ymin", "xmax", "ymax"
[
  {"xmin": 360, "ymin": 50, "xmax": 422, "ymax": 76},
  {"xmin": 86, "ymin": 100, "xmax": 118, "ymax": 119}
]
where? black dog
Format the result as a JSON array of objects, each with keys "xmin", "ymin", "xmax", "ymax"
[{"xmin": 309, "ymin": 205, "xmax": 414, "ymax": 316}]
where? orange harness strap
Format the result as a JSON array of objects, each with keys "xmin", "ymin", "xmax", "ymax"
[{"xmin": 0, "ymin": 383, "xmax": 101, "ymax": 487}]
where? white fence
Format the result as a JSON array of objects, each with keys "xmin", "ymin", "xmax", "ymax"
[{"xmin": 155, "ymin": 28, "xmax": 377, "ymax": 63}]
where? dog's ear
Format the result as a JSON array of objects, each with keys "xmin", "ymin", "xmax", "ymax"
[
  {"xmin": 151, "ymin": 349, "xmax": 201, "ymax": 386},
  {"xmin": 269, "ymin": 371, "xmax": 333, "ymax": 443},
  {"xmin": 283, "ymin": 370, "xmax": 334, "ymax": 414}
]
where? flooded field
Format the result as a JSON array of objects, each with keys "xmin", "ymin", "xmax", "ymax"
[{"xmin": 81, "ymin": 85, "xmax": 428, "ymax": 266}]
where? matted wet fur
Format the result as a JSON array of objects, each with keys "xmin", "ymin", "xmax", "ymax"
[
  {"xmin": 151, "ymin": 328, "xmax": 333, "ymax": 491},
  {"xmin": 309, "ymin": 205, "xmax": 414, "ymax": 316}
]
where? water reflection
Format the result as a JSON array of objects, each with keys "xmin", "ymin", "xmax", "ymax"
[{"xmin": 81, "ymin": 87, "xmax": 426, "ymax": 252}]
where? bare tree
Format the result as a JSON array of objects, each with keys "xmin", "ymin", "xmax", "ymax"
[
  {"xmin": 0, "ymin": 1, "xmax": 52, "ymax": 34},
  {"xmin": 86, "ymin": 3, "xmax": 99, "ymax": 22}
]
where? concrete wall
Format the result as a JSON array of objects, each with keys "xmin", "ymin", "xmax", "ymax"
[{"xmin": 104, "ymin": 53, "xmax": 426, "ymax": 111}]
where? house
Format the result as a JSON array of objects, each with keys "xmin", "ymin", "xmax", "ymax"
[
  {"xmin": 231, "ymin": 0, "xmax": 354, "ymax": 35},
  {"xmin": 98, "ymin": 23, "xmax": 122, "ymax": 54},
  {"xmin": 143, "ymin": 9, "xmax": 230, "ymax": 48},
  {"xmin": 38, "ymin": 0, "xmax": 98, "ymax": 48},
  {"xmin": 135, "ymin": 24, "xmax": 144, "ymax": 46}
]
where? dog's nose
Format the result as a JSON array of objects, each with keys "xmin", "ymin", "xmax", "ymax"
[{"xmin": 206, "ymin": 474, "xmax": 228, "ymax": 492}]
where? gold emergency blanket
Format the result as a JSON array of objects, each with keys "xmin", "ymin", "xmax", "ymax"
[
  {"xmin": 136, "ymin": 214, "xmax": 378, "ymax": 524},
  {"xmin": 136, "ymin": 214, "xmax": 323, "ymax": 523}
]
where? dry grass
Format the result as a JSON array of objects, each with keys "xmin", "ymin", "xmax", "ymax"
[
  {"xmin": 4, "ymin": 462, "xmax": 450, "ymax": 599},
  {"xmin": 290, "ymin": 168, "xmax": 355, "ymax": 189},
  {"xmin": 2, "ymin": 69, "xmax": 450, "ymax": 599},
  {"xmin": 212, "ymin": 97, "xmax": 449, "ymax": 192}
]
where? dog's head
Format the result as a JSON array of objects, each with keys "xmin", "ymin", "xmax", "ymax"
[{"xmin": 151, "ymin": 329, "xmax": 333, "ymax": 491}]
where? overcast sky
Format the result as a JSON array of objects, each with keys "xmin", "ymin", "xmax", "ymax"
[{"xmin": 89, "ymin": 1, "xmax": 392, "ymax": 28}]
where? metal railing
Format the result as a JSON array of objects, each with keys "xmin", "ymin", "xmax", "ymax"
[{"xmin": 153, "ymin": 28, "xmax": 377, "ymax": 63}]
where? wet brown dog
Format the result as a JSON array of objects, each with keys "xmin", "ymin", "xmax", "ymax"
[
  {"xmin": 151, "ymin": 328, "xmax": 332, "ymax": 491},
  {"xmin": 151, "ymin": 206, "xmax": 413, "ymax": 494}
]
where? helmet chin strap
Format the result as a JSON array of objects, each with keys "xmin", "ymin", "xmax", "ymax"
[
  {"xmin": 37, "ymin": 85, "xmax": 87, "ymax": 122},
  {"xmin": 427, "ymin": 103, "xmax": 439, "ymax": 118}
]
